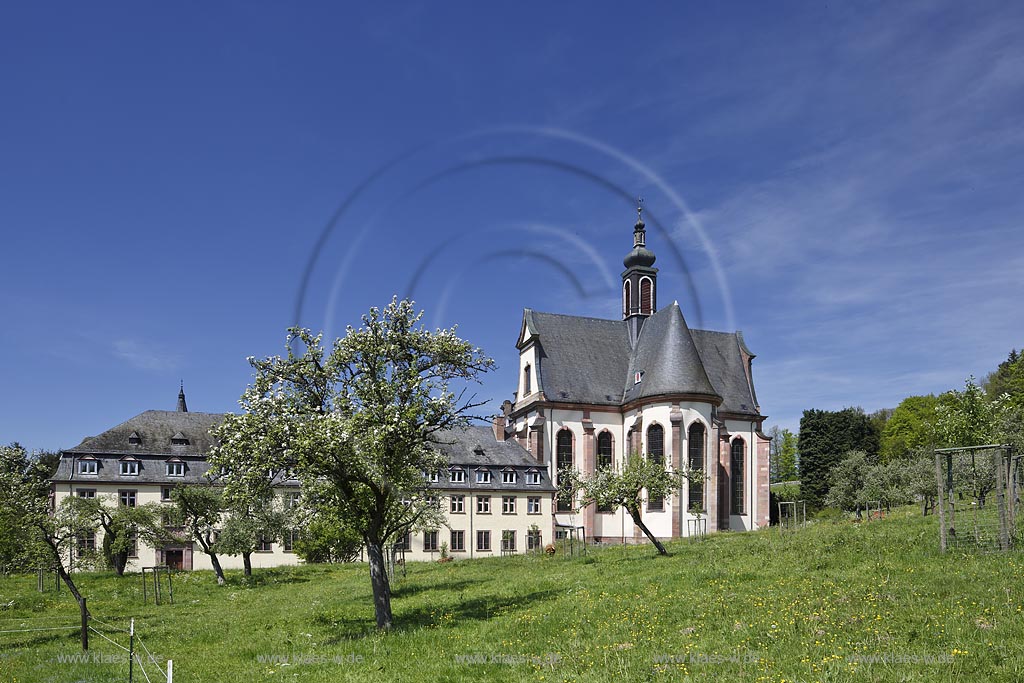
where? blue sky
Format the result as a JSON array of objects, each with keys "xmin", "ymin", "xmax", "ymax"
[{"xmin": 3, "ymin": 2, "xmax": 1023, "ymax": 452}]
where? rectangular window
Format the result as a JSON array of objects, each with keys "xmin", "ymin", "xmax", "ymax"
[
  {"xmin": 76, "ymin": 532, "xmax": 96, "ymax": 558},
  {"xmin": 501, "ymin": 530, "xmax": 516, "ymax": 552},
  {"xmin": 450, "ymin": 469, "xmax": 465, "ymax": 483},
  {"xmin": 161, "ymin": 487, "xmax": 173, "ymax": 502},
  {"xmin": 477, "ymin": 496, "xmax": 491, "ymax": 514},
  {"xmin": 425, "ymin": 495, "xmax": 438, "ymax": 508},
  {"xmin": 476, "ymin": 470, "xmax": 491, "ymax": 484},
  {"xmin": 119, "ymin": 490, "xmax": 137, "ymax": 508},
  {"xmin": 476, "ymin": 530, "xmax": 491, "ymax": 552},
  {"xmin": 647, "ymin": 494, "xmax": 664, "ymax": 512},
  {"xmin": 394, "ymin": 533, "xmax": 411, "ymax": 552},
  {"xmin": 502, "ymin": 496, "xmax": 516, "ymax": 514},
  {"xmin": 258, "ymin": 537, "xmax": 273, "ymax": 552},
  {"xmin": 284, "ymin": 529, "xmax": 298, "ymax": 552},
  {"xmin": 527, "ymin": 496, "xmax": 541, "ymax": 514},
  {"xmin": 127, "ymin": 534, "xmax": 138, "ymax": 558},
  {"xmin": 78, "ymin": 460, "xmax": 98, "ymax": 475},
  {"xmin": 526, "ymin": 471, "xmax": 541, "ymax": 485},
  {"xmin": 428, "ymin": 471, "xmax": 439, "ymax": 483},
  {"xmin": 527, "ymin": 529, "xmax": 542, "ymax": 551},
  {"xmin": 120, "ymin": 460, "xmax": 139, "ymax": 476},
  {"xmin": 450, "ymin": 530, "xmax": 465, "ymax": 552},
  {"xmin": 450, "ymin": 495, "xmax": 465, "ymax": 513},
  {"xmin": 285, "ymin": 492, "xmax": 300, "ymax": 509},
  {"xmin": 76, "ymin": 489, "xmax": 96, "ymax": 498},
  {"xmin": 502, "ymin": 470, "xmax": 517, "ymax": 484},
  {"xmin": 166, "ymin": 462, "xmax": 185, "ymax": 477},
  {"xmin": 423, "ymin": 530, "xmax": 439, "ymax": 552}
]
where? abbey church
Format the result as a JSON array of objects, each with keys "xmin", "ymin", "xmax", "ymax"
[{"xmin": 503, "ymin": 206, "xmax": 770, "ymax": 540}]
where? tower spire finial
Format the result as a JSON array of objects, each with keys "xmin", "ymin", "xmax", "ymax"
[
  {"xmin": 177, "ymin": 381, "xmax": 188, "ymax": 413},
  {"xmin": 633, "ymin": 197, "xmax": 646, "ymax": 248}
]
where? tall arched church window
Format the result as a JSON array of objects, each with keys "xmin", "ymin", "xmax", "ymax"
[
  {"xmin": 687, "ymin": 423, "xmax": 705, "ymax": 512},
  {"xmin": 523, "ymin": 364, "xmax": 531, "ymax": 396},
  {"xmin": 647, "ymin": 424, "xmax": 664, "ymax": 465},
  {"xmin": 640, "ymin": 278, "xmax": 653, "ymax": 315},
  {"xmin": 556, "ymin": 428, "xmax": 574, "ymax": 512},
  {"xmin": 597, "ymin": 431, "xmax": 613, "ymax": 469},
  {"xmin": 730, "ymin": 438, "xmax": 745, "ymax": 515},
  {"xmin": 623, "ymin": 281, "xmax": 632, "ymax": 316}
]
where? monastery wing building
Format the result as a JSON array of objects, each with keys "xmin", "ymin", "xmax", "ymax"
[{"xmin": 501, "ymin": 207, "xmax": 769, "ymax": 540}]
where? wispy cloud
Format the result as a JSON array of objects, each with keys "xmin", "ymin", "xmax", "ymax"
[{"xmin": 112, "ymin": 339, "xmax": 182, "ymax": 372}]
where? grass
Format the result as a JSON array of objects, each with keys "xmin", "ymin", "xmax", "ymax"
[{"xmin": 2, "ymin": 508, "xmax": 1023, "ymax": 682}]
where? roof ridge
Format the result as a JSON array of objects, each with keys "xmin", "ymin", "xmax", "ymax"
[{"xmin": 528, "ymin": 309, "xmax": 624, "ymax": 324}]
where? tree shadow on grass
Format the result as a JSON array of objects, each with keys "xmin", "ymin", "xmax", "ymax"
[
  {"xmin": 390, "ymin": 577, "xmax": 479, "ymax": 599},
  {"xmin": 319, "ymin": 588, "xmax": 561, "ymax": 643}
]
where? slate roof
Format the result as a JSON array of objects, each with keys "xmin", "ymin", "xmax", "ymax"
[
  {"xmin": 623, "ymin": 305, "xmax": 717, "ymax": 402},
  {"xmin": 691, "ymin": 330, "xmax": 759, "ymax": 416},
  {"xmin": 521, "ymin": 303, "xmax": 761, "ymax": 416},
  {"xmin": 522, "ymin": 310, "xmax": 631, "ymax": 405},
  {"xmin": 63, "ymin": 410, "xmax": 225, "ymax": 457},
  {"xmin": 53, "ymin": 413, "xmax": 549, "ymax": 487},
  {"xmin": 430, "ymin": 425, "xmax": 540, "ymax": 468}
]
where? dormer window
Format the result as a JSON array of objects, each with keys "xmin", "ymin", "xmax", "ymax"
[
  {"xmin": 502, "ymin": 469, "xmax": 517, "ymax": 484},
  {"xmin": 450, "ymin": 467, "xmax": 465, "ymax": 483},
  {"xmin": 424, "ymin": 470, "xmax": 439, "ymax": 483},
  {"xmin": 476, "ymin": 469, "xmax": 492, "ymax": 484},
  {"xmin": 526, "ymin": 469, "xmax": 541, "ymax": 485},
  {"xmin": 128, "ymin": 432, "xmax": 142, "ymax": 445},
  {"xmin": 166, "ymin": 460, "xmax": 185, "ymax": 477},
  {"xmin": 78, "ymin": 459, "xmax": 98, "ymax": 475},
  {"xmin": 120, "ymin": 459, "xmax": 140, "ymax": 476},
  {"xmin": 634, "ymin": 371, "xmax": 643, "ymax": 385},
  {"xmin": 171, "ymin": 432, "xmax": 189, "ymax": 446}
]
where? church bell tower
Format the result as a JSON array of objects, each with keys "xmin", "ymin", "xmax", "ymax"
[{"xmin": 622, "ymin": 202, "xmax": 657, "ymax": 346}]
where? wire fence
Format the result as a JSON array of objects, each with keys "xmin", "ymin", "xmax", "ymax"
[
  {"xmin": 936, "ymin": 444, "xmax": 1019, "ymax": 553},
  {"xmin": 0, "ymin": 611, "xmax": 173, "ymax": 682}
]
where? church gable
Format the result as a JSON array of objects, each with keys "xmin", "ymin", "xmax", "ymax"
[{"xmin": 523, "ymin": 311, "xmax": 631, "ymax": 405}]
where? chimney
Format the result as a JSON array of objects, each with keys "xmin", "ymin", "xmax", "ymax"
[{"xmin": 492, "ymin": 414, "xmax": 507, "ymax": 442}]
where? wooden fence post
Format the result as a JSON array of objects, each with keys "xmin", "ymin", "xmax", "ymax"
[
  {"xmin": 935, "ymin": 453, "xmax": 946, "ymax": 553},
  {"xmin": 80, "ymin": 597, "xmax": 88, "ymax": 651}
]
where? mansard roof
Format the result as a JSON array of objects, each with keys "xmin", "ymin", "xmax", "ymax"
[
  {"xmin": 520, "ymin": 303, "xmax": 761, "ymax": 416},
  {"xmin": 430, "ymin": 425, "xmax": 554, "ymax": 491},
  {"xmin": 63, "ymin": 410, "xmax": 225, "ymax": 457}
]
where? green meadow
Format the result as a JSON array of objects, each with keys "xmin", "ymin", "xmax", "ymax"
[{"xmin": 2, "ymin": 509, "xmax": 1022, "ymax": 682}]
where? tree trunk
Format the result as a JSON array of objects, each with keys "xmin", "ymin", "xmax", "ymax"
[
  {"xmin": 42, "ymin": 532, "xmax": 86, "ymax": 607},
  {"xmin": 365, "ymin": 541, "xmax": 393, "ymax": 630},
  {"xmin": 243, "ymin": 552, "xmax": 252, "ymax": 578},
  {"xmin": 208, "ymin": 552, "xmax": 226, "ymax": 585},
  {"xmin": 195, "ymin": 532, "xmax": 226, "ymax": 585},
  {"xmin": 627, "ymin": 506, "xmax": 668, "ymax": 555}
]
